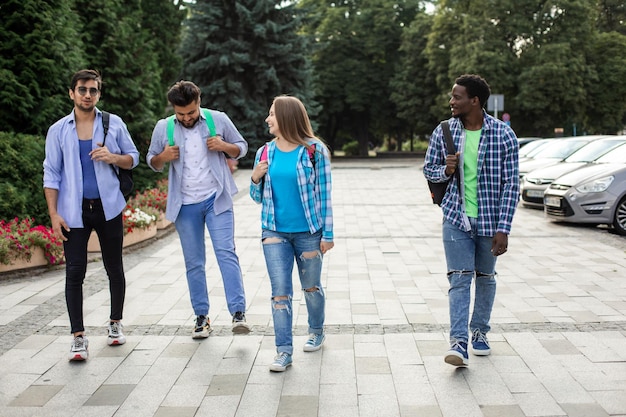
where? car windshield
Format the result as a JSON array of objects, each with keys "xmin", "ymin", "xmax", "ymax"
[
  {"xmin": 531, "ymin": 139, "xmax": 589, "ymax": 159},
  {"xmin": 595, "ymin": 142, "xmax": 626, "ymax": 164},
  {"xmin": 521, "ymin": 140, "xmax": 552, "ymax": 157},
  {"xmin": 564, "ymin": 139, "xmax": 626, "ymax": 163}
]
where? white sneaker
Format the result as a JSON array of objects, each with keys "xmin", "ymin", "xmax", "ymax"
[
  {"xmin": 107, "ymin": 321, "xmax": 126, "ymax": 346},
  {"xmin": 69, "ymin": 336, "xmax": 89, "ymax": 361}
]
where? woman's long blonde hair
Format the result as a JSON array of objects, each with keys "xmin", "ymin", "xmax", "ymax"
[{"xmin": 272, "ymin": 95, "xmax": 326, "ymax": 152}]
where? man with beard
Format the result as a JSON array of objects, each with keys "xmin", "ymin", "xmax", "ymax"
[
  {"xmin": 147, "ymin": 81, "xmax": 250, "ymax": 338},
  {"xmin": 423, "ymin": 74, "xmax": 519, "ymax": 367},
  {"xmin": 44, "ymin": 69, "xmax": 139, "ymax": 360}
]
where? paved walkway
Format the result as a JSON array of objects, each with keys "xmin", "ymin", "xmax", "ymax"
[{"xmin": 1, "ymin": 159, "xmax": 625, "ymax": 417}]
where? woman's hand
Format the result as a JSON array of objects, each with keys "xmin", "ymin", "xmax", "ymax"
[
  {"xmin": 251, "ymin": 160, "xmax": 268, "ymax": 184},
  {"xmin": 320, "ymin": 241, "xmax": 334, "ymax": 254}
]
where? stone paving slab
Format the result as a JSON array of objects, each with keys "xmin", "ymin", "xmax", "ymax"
[{"xmin": 0, "ymin": 158, "xmax": 625, "ymax": 417}]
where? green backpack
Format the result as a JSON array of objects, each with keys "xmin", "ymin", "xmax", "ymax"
[{"xmin": 166, "ymin": 108, "xmax": 215, "ymax": 146}]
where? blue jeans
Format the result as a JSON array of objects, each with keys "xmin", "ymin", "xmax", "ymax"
[
  {"xmin": 175, "ymin": 195, "xmax": 246, "ymax": 316},
  {"xmin": 442, "ymin": 218, "xmax": 497, "ymax": 344},
  {"xmin": 262, "ymin": 229, "xmax": 325, "ymax": 355}
]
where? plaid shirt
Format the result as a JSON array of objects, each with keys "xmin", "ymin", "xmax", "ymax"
[
  {"xmin": 423, "ymin": 112, "xmax": 519, "ymax": 236},
  {"xmin": 250, "ymin": 139, "xmax": 334, "ymax": 242}
]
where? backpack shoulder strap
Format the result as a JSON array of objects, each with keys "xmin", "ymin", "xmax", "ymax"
[
  {"xmin": 441, "ymin": 121, "xmax": 456, "ymax": 155},
  {"xmin": 260, "ymin": 144, "xmax": 269, "ymax": 161},
  {"xmin": 307, "ymin": 143, "xmax": 316, "ymax": 167},
  {"xmin": 166, "ymin": 115, "xmax": 176, "ymax": 146},
  {"xmin": 201, "ymin": 108, "xmax": 216, "ymax": 137},
  {"xmin": 102, "ymin": 111, "xmax": 110, "ymax": 146},
  {"xmin": 166, "ymin": 109, "xmax": 216, "ymax": 146}
]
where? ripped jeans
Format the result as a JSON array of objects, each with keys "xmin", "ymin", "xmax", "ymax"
[
  {"xmin": 443, "ymin": 218, "xmax": 497, "ymax": 344},
  {"xmin": 262, "ymin": 229, "xmax": 325, "ymax": 355}
]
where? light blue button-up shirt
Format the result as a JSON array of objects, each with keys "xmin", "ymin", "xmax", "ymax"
[
  {"xmin": 43, "ymin": 108, "xmax": 139, "ymax": 227},
  {"xmin": 147, "ymin": 109, "xmax": 248, "ymax": 222}
]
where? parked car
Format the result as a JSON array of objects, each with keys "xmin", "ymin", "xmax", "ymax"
[
  {"xmin": 544, "ymin": 142, "xmax": 626, "ymax": 235},
  {"xmin": 518, "ymin": 138, "xmax": 555, "ymax": 161},
  {"xmin": 521, "ymin": 136, "xmax": 626, "ymax": 208},
  {"xmin": 517, "ymin": 137, "xmax": 543, "ymax": 148},
  {"xmin": 519, "ymin": 136, "xmax": 610, "ymax": 182}
]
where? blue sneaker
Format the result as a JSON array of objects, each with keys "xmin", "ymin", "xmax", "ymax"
[
  {"xmin": 444, "ymin": 340, "xmax": 468, "ymax": 367},
  {"xmin": 303, "ymin": 333, "xmax": 325, "ymax": 352},
  {"xmin": 471, "ymin": 329, "xmax": 491, "ymax": 356},
  {"xmin": 269, "ymin": 352, "xmax": 293, "ymax": 372}
]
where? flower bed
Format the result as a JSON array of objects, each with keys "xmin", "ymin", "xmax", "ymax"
[
  {"xmin": 87, "ymin": 207, "xmax": 157, "ymax": 253},
  {"xmin": 0, "ymin": 218, "xmax": 64, "ymax": 269}
]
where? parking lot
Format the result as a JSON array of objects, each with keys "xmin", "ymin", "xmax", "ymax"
[{"xmin": 0, "ymin": 158, "xmax": 625, "ymax": 417}]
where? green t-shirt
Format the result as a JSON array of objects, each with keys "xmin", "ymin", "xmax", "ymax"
[{"xmin": 463, "ymin": 129, "xmax": 481, "ymax": 218}]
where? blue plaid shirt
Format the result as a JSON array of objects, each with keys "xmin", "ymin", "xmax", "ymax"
[
  {"xmin": 250, "ymin": 139, "xmax": 334, "ymax": 242},
  {"xmin": 423, "ymin": 112, "xmax": 519, "ymax": 236}
]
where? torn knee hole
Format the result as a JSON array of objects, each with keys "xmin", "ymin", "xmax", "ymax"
[
  {"xmin": 301, "ymin": 250, "xmax": 319, "ymax": 259},
  {"xmin": 447, "ymin": 269, "xmax": 473, "ymax": 276},
  {"xmin": 262, "ymin": 237, "xmax": 282, "ymax": 244},
  {"xmin": 304, "ymin": 286, "xmax": 320, "ymax": 293}
]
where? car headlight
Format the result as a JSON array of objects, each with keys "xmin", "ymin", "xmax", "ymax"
[{"xmin": 575, "ymin": 176, "xmax": 614, "ymax": 193}]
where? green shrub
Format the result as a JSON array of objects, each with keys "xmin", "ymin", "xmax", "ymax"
[
  {"xmin": 0, "ymin": 132, "xmax": 48, "ymax": 225},
  {"xmin": 342, "ymin": 140, "xmax": 360, "ymax": 156}
]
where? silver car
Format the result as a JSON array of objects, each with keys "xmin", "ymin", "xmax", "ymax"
[
  {"xmin": 521, "ymin": 136, "xmax": 626, "ymax": 208},
  {"xmin": 519, "ymin": 135, "xmax": 610, "ymax": 181},
  {"xmin": 544, "ymin": 142, "xmax": 626, "ymax": 235}
]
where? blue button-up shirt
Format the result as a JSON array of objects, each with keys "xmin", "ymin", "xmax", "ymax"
[
  {"xmin": 43, "ymin": 108, "xmax": 139, "ymax": 227},
  {"xmin": 147, "ymin": 109, "xmax": 248, "ymax": 222},
  {"xmin": 423, "ymin": 112, "xmax": 519, "ymax": 236}
]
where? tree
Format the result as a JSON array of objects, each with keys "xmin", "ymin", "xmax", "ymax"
[
  {"xmin": 390, "ymin": 12, "xmax": 439, "ymax": 139},
  {"xmin": 516, "ymin": 1, "xmax": 597, "ymax": 136},
  {"xmin": 583, "ymin": 31, "xmax": 626, "ymax": 134},
  {"xmin": 300, "ymin": 0, "xmax": 421, "ymax": 155},
  {"xmin": 73, "ymin": 0, "xmax": 178, "ymax": 189},
  {"xmin": 179, "ymin": 0, "xmax": 315, "ymax": 164},
  {"xmin": 0, "ymin": 0, "xmax": 86, "ymax": 136}
]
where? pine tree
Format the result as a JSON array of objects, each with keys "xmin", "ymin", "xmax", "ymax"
[
  {"xmin": 179, "ymin": 0, "xmax": 315, "ymax": 163},
  {"xmin": 0, "ymin": 0, "xmax": 86, "ymax": 135}
]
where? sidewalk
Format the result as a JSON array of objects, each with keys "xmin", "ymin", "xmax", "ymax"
[{"xmin": 0, "ymin": 158, "xmax": 625, "ymax": 417}]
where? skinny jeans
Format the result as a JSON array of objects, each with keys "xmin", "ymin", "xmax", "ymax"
[
  {"xmin": 262, "ymin": 229, "xmax": 325, "ymax": 355},
  {"xmin": 64, "ymin": 198, "xmax": 125, "ymax": 334}
]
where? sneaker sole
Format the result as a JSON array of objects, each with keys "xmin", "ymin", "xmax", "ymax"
[
  {"xmin": 107, "ymin": 338, "xmax": 126, "ymax": 346},
  {"xmin": 444, "ymin": 353, "xmax": 468, "ymax": 367},
  {"xmin": 232, "ymin": 324, "xmax": 251, "ymax": 334},
  {"xmin": 69, "ymin": 353, "xmax": 88, "ymax": 361},
  {"xmin": 192, "ymin": 328, "xmax": 213, "ymax": 339},
  {"xmin": 269, "ymin": 362, "xmax": 292, "ymax": 372},
  {"xmin": 472, "ymin": 348, "xmax": 491, "ymax": 356},
  {"xmin": 303, "ymin": 344, "xmax": 323, "ymax": 352}
]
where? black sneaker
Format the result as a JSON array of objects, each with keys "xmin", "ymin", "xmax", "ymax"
[
  {"xmin": 232, "ymin": 311, "xmax": 251, "ymax": 334},
  {"xmin": 192, "ymin": 315, "xmax": 212, "ymax": 339}
]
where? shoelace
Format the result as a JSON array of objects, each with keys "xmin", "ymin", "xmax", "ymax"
[
  {"xmin": 196, "ymin": 316, "xmax": 206, "ymax": 328},
  {"xmin": 450, "ymin": 340, "xmax": 467, "ymax": 352},
  {"xmin": 233, "ymin": 312, "xmax": 244, "ymax": 322},
  {"xmin": 275, "ymin": 353, "xmax": 290, "ymax": 364},
  {"xmin": 73, "ymin": 337, "xmax": 85, "ymax": 350},
  {"xmin": 110, "ymin": 322, "xmax": 121, "ymax": 336},
  {"xmin": 473, "ymin": 330, "xmax": 488, "ymax": 344},
  {"xmin": 307, "ymin": 334, "xmax": 322, "ymax": 345}
]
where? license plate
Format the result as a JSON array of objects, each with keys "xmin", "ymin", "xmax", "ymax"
[
  {"xmin": 544, "ymin": 196, "xmax": 561, "ymax": 207},
  {"xmin": 526, "ymin": 189, "xmax": 544, "ymax": 198}
]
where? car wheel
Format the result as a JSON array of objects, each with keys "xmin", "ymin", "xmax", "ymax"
[{"xmin": 612, "ymin": 195, "xmax": 626, "ymax": 236}]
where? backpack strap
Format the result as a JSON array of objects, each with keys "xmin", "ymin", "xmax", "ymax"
[
  {"xmin": 102, "ymin": 111, "xmax": 110, "ymax": 146},
  {"xmin": 166, "ymin": 108, "xmax": 216, "ymax": 146},
  {"xmin": 260, "ymin": 143, "xmax": 316, "ymax": 166}
]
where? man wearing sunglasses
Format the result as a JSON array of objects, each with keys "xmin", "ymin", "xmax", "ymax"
[{"xmin": 43, "ymin": 69, "xmax": 139, "ymax": 361}]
